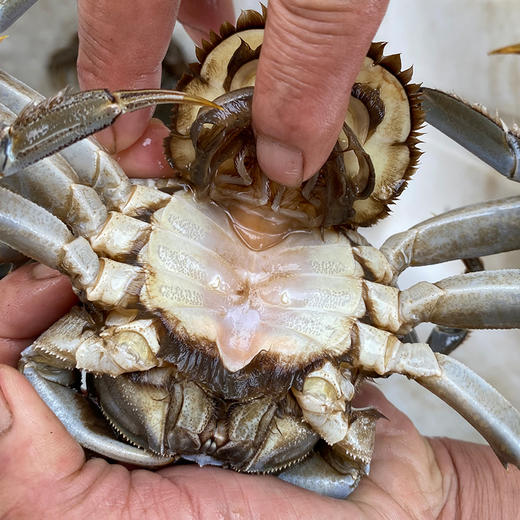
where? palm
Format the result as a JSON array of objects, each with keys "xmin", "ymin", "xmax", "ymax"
[
  {"xmin": 0, "ymin": 264, "xmax": 514, "ymax": 520},
  {"xmin": 2, "ymin": 374, "xmax": 446, "ymax": 519},
  {"xmin": 17, "ymin": 411, "xmax": 441, "ymax": 520}
]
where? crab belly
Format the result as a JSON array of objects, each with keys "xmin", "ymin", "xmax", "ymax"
[{"xmin": 139, "ymin": 191, "xmax": 367, "ymax": 374}]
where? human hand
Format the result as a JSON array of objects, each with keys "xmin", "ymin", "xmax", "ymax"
[
  {"xmin": 1, "ymin": 265, "xmax": 519, "ymax": 519},
  {"xmin": 77, "ymin": 0, "xmax": 388, "ymax": 185}
]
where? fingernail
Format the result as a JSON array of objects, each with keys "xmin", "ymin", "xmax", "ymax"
[
  {"xmin": 0, "ymin": 383, "xmax": 13, "ymax": 434},
  {"xmin": 31, "ymin": 264, "xmax": 61, "ymax": 280},
  {"xmin": 256, "ymin": 134, "xmax": 303, "ymax": 187}
]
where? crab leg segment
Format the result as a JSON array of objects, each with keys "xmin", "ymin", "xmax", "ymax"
[
  {"xmin": 0, "ymin": 0, "xmax": 37, "ymax": 33},
  {"xmin": 278, "ymin": 452, "xmax": 363, "ymax": 499},
  {"xmin": 400, "ymin": 270, "xmax": 520, "ymax": 331},
  {"xmin": 0, "ymin": 88, "xmax": 217, "ymax": 177},
  {"xmin": 0, "ymin": 104, "xmax": 108, "ymax": 237},
  {"xmin": 0, "ymin": 186, "xmax": 99, "ymax": 285},
  {"xmin": 417, "ymin": 354, "xmax": 520, "ymax": 467},
  {"xmin": 381, "ymin": 196, "xmax": 520, "ymax": 279},
  {"xmin": 422, "ymin": 87, "xmax": 520, "ymax": 181}
]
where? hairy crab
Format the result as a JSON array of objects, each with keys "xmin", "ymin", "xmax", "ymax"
[{"xmin": 0, "ymin": 5, "xmax": 519, "ymax": 499}]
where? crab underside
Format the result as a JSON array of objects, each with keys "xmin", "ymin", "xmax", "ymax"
[{"xmin": 0, "ymin": 5, "xmax": 519, "ymax": 499}]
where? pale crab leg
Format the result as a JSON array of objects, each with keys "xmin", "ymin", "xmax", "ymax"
[
  {"xmin": 0, "ymin": 185, "xmax": 148, "ymax": 308},
  {"xmin": 416, "ymin": 353, "xmax": 520, "ymax": 467},
  {"xmin": 0, "ymin": 88, "xmax": 218, "ymax": 177},
  {"xmin": 421, "ymin": 87, "xmax": 520, "ymax": 182},
  {"xmin": 0, "ymin": 186, "xmax": 99, "ymax": 286},
  {"xmin": 0, "ymin": 0, "xmax": 37, "ymax": 33},
  {"xmin": 399, "ymin": 269, "xmax": 520, "ymax": 331},
  {"xmin": 380, "ymin": 196, "xmax": 520, "ymax": 280}
]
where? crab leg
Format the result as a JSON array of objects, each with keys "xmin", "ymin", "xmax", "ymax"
[
  {"xmin": 0, "ymin": 186, "xmax": 99, "ymax": 286},
  {"xmin": 0, "ymin": 0, "xmax": 37, "ymax": 33},
  {"xmin": 0, "ymin": 88, "xmax": 218, "ymax": 177},
  {"xmin": 417, "ymin": 354, "xmax": 520, "ymax": 467},
  {"xmin": 422, "ymin": 87, "xmax": 520, "ymax": 182},
  {"xmin": 399, "ymin": 269, "xmax": 520, "ymax": 331},
  {"xmin": 381, "ymin": 196, "xmax": 520, "ymax": 279},
  {"xmin": 0, "ymin": 71, "xmax": 177, "ymax": 214}
]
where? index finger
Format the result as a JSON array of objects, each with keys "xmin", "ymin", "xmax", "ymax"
[
  {"xmin": 77, "ymin": 0, "xmax": 180, "ymax": 154},
  {"xmin": 77, "ymin": 0, "xmax": 235, "ymax": 160}
]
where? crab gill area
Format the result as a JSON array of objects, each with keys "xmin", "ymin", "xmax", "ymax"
[{"xmin": 143, "ymin": 88, "xmax": 390, "ymax": 374}]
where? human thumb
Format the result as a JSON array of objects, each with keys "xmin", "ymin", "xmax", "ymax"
[
  {"xmin": 0, "ymin": 365, "xmax": 85, "ymax": 516},
  {"xmin": 253, "ymin": 0, "xmax": 388, "ymax": 186}
]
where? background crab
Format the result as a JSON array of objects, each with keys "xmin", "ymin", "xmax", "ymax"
[{"xmin": 0, "ymin": 0, "xmax": 516, "ymax": 500}]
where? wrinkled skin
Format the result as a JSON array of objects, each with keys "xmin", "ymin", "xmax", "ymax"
[{"xmin": 0, "ymin": 265, "xmax": 519, "ymax": 519}]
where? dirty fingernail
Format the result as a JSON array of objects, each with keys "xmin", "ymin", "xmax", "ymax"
[
  {"xmin": 256, "ymin": 134, "xmax": 303, "ymax": 187},
  {"xmin": 0, "ymin": 383, "xmax": 13, "ymax": 434},
  {"xmin": 32, "ymin": 264, "xmax": 61, "ymax": 280}
]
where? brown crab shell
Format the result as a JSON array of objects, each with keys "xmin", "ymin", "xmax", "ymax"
[{"xmin": 165, "ymin": 9, "xmax": 423, "ymax": 228}]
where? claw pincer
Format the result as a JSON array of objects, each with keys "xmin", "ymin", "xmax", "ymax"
[{"xmin": 0, "ymin": 88, "xmax": 217, "ymax": 177}]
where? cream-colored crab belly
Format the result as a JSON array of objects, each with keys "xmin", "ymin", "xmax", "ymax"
[{"xmin": 139, "ymin": 191, "xmax": 367, "ymax": 372}]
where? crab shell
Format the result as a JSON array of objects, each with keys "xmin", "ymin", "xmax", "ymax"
[{"xmin": 166, "ymin": 9, "xmax": 423, "ymax": 233}]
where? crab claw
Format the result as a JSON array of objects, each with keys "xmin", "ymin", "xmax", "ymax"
[
  {"xmin": 0, "ymin": 88, "xmax": 219, "ymax": 177},
  {"xmin": 421, "ymin": 87, "xmax": 520, "ymax": 182},
  {"xmin": 0, "ymin": 0, "xmax": 38, "ymax": 33},
  {"xmin": 489, "ymin": 43, "xmax": 520, "ymax": 55}
]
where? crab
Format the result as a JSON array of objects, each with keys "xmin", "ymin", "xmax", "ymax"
[{"xmin": 0, "ymin": 4, "xmax": 519, "ymax": 499}]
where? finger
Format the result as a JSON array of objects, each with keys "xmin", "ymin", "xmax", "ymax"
[
  {"xmin": 0, "ymin": 264, "xmax": 77, "ymax": 366},
  {"xmin": 178, "ymin": 0, "xmax": 235, "ymax": 44},
  {"xmin": 0, "ymin": 365, "xmax": 85, "ymax": 516},
  {"xmin": 77, "ymin": 0, "xmax": 180, "ymax": 153},
  {"xmin": 253, "ymin": 0, "xmax": 389, "ymax": 186},
  {"xmin": 158, "ymin": 465, "xmax": 353, "ymax": 518},
  {"xmin": 350, "ymin": 383, "xmax": 444, "ymax": 513},
  {"xmin": 115, "ymin": 118, "xmax": 174, "ymax": 178}
]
